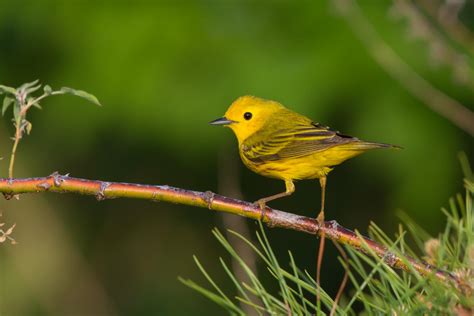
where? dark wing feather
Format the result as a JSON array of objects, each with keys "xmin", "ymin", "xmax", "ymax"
[{"xmin": 242, "ymin": 118, "xmax": 357, "ymax": 163}]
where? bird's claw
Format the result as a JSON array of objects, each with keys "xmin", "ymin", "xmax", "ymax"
[
  {"xmin": 254, "ymin": 199, "xmax": 267, "ymax": 220},
  {"xmin": 316, "ymin": 210, "xmax": 325, "ymax": 226}
]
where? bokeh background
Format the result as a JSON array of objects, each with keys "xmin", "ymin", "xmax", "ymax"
[{"xmin": 0, "ymin": 1, "xmax": 473, "ymax": 315}]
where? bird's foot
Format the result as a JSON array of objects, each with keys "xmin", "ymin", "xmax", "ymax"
[
  {"xmin": 254, "ymin": 199, "xmax": 267, "ymax": 220},
  {"xmin": 316, "ymin": 210, "xmax": 325, "ymax": 226}
]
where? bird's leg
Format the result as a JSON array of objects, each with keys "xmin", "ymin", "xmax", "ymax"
[
  {"xmin": 316, "ymin": 176, "xmax": 327, "ymax": 310},
  {"xmin": 317, "ymin": 176, "xmax": 326, "ymax": 223},
  {"xmin": 255, "ymin": 180, "xmax": 295, "ymax": 220}
]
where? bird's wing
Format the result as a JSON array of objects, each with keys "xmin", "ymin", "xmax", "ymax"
[{"xmin": 242, "ymin": 121, "xmax": 356, "ymax": 163}]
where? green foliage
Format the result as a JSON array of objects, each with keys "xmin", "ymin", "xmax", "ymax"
[
  {"xmin": 0, "ymin": 80, "xmax": 101, "ymax": 122},
  {"xmin": 183, "ymin": 156, "xmax": 473, "ymax": 315},
  {"xmin": 0, "ymin": 80, "xmax": 100, "ymax": 177},
  {"xmin": 180, "ymin": 225, "xmax": 338, "ymax": 315},
  {"xmin": 0, "ymin": 79, "xmax": 100, "ymax": 133}
]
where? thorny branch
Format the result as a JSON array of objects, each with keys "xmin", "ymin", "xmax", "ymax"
[{"xmin": 0, "ymin": 173, "xmax": 466, "ymax": 291}]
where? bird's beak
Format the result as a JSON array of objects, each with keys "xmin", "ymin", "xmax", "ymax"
[{"xmin": 209, "ymin": 117, "xmax": 235, "ymax": 125}]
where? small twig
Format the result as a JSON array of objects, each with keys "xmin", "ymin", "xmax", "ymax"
[
  {"xmin": 334, "ymin": 0, "xmax": 474, "ymax": 136},
  {"xmin": 2, "ymin": 81, "xmax": 100, "ymax": 178},
  {"xmin": 330, "ymin": 240, "xmax": 349, "ymax": 316},
  {"xmin": 391, "ymin": 0, "xmax": 474, "ymax": 89},
  {"xmin": 316, "ymin": 229, "xmax": 325, "ymax": 313},
  {"xmin": 8, "ymin": 86, "xmax": 42, "ymax": 178},
  {"xmin": 8, "ymin": 128, "xmax": 21, "ymax": 179},
  {"xmin": 417, "ymin": 0, "xmax": 474, "ymax": 55},
  {"xmin": 0, "ymin": 174, "xmax": 463, "ymax": 290},
  {"xmin": 19, "ymin": 91, "xmax": 63, "ymax": 117},
  {"xmin": 0, "ymin": 213, "xmax": 16, "ymax": 244}
]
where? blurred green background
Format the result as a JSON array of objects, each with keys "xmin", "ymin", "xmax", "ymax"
[{"xmin": 0, "ymin": 1, "xmax": 472, "ymax": 315}]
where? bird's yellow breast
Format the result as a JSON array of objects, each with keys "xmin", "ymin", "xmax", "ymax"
[{"xmin": 239, "ymin": 144, "xmax": 365, "ymax": 181}]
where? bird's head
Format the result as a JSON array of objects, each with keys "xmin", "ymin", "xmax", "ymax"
[{"xmin": 209, "ymin": 95, "xmax": 285, "ymax": 143}]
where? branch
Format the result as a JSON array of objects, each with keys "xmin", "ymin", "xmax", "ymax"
[
  {"xmin": 334, "ymin": 0, "xmax": 474, "ymax": 137},
  {"xmin": 0, "ymin": 173, "xmax": 462, "ymax": 288}
]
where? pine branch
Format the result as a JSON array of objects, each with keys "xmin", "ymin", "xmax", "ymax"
[{"xmin": 0, "ymin": 172, "xmax": 463, "ymax": 288}]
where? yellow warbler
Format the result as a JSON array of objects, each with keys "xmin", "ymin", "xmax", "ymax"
[{"xmin": 210, "ymin": 95, "xmax": 398, "ymax": 221}]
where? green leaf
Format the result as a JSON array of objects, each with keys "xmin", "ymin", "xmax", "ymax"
[
  {"xmin": 192, "ymin": 255, "xmax": 235, "ymax": 308},
  {"xmin": 27, "ymin": 97, "xmax": 42, "ymax": 110},
  {"xmin": 60, "ymin": 87, "xmax": 101, "ymax": 106},
  {"xmin": 25, "ymin": 121, "xmax": 32, "ymax": 135},
  {"xmin": 0, "ymin": 85, "xmax": 16, "ymax": 95},
  {"xmin": 179, "ymin": 277, "xmax": 242, "ymax": 313},
  {"xmin": 26, "ymin": 84, "xmax": 41, "ymax": 94},
  {"xmin": 2, "ymin": 97, "xmax": 14, "ymax": 116},
  {"xmin": 18, "ymin": 79, "xmax": 39, "ymax": 91},
  {"xmin": 59, "ymin": 87, "xmax": 73, "ymax": 94},
  {"xmin": 13, "ymin": 103, "xmax": 21, "ymax": 122},
  {"xmin": 43, "ymin": 85, "xmax": 52, "ymax": 95}
]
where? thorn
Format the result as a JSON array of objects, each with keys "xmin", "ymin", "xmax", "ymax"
[
  {"xmin": 49, "ymin": 171, "xmax": 64, "ymax": 187},
  {"xmin": 327, "ymin": 220, "xmax": 340, "ymax": 230},
  {"xmin": 96, "ymin": 182, "xmax": 110, "ymax": 201},
  {"xmin": 203, "ymin": 191, "xmax": 215, "ymax": 209},
  {"xmin": 151, "ymin": 191, "xmax": 158, "ymax": 202}
]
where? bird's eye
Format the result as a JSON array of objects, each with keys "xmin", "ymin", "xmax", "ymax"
[{"xmin": 243, "ymin": 112, "xmax": 252, "ymax": 120}]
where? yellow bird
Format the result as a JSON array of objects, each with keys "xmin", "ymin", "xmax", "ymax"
[{"xmin": 210, "ymin": 95, "xmax": 398, "ymax": 222}]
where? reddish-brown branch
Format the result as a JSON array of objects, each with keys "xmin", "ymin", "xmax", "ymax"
[{"xmin": 0, "ymin": 173, "xmax": 460, "ymax": 286}]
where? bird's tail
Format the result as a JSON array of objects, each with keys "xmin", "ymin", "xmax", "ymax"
[
  {"xmin": 327, "ymin": 140, "xmax": 401, "ymax": 166},
  {"xmin": 350, "ymin": 141, "xmax": 402, "ymax": 150}
]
